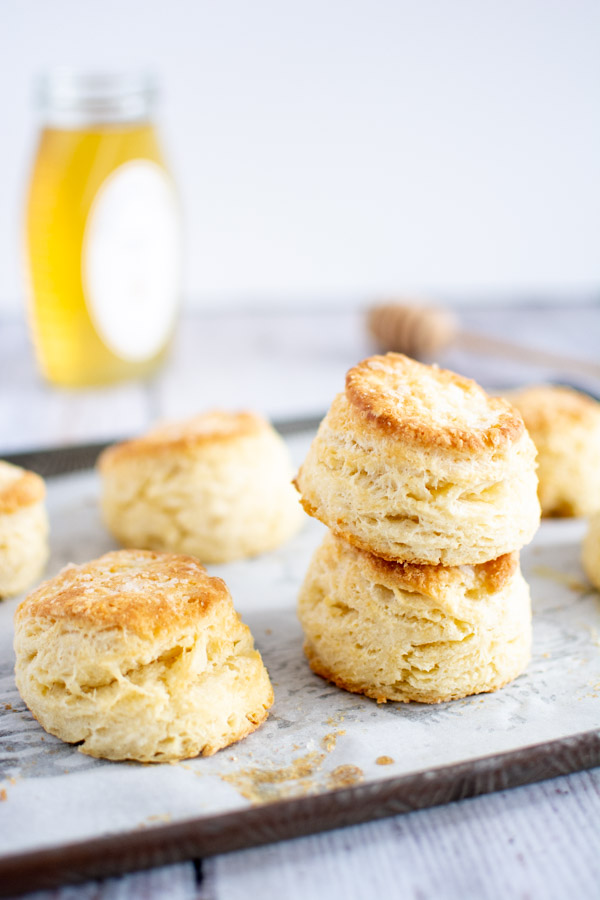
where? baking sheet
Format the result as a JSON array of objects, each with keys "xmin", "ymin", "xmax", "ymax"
[{"xmin": 1, "ymin": 431, "xmax": 599, "ymax": 863}]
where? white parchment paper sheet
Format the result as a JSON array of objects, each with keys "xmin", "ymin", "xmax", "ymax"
[{"xmin": 1, "ymin": 433, "xmax": 599, "ymax": 857}]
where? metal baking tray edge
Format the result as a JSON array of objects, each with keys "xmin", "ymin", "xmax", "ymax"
[
  {"xmin": 1, "ymin": 730, "xmax": 599, "ymax": 896},
  {"xmin": 1, "ymin": 421, "xmax": 599, "ymax": 896}
]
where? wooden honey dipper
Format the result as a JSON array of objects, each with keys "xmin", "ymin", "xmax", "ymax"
[{"xmin": 367, "ymin": 301, "xmax": 600, "ymax": 379}]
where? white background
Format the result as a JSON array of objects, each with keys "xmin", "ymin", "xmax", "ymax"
[{"xmin": 2, "ymin": 0, "xmax": 600, "ymax": 310}]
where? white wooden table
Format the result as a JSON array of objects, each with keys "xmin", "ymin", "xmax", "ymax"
[{"xmin": 1, "ymin": 301, "xmax": 599, "ymax": 900}]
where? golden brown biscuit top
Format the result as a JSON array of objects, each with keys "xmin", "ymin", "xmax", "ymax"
[
  {"xmin": 0, "ymin": 461, "xmax": 45, "ymax": 514},
  {"xmin": 15, "ymin": 549, "xmax": 230, "ymax": 637},
  {"xmin": 330, "ymin": 534, "xmax": 518, "ymax": 599},
  {"xmin": 345, "ymin": 353, "xmax": 524, "ymax": 452},
  {"xmin": 508, "ymin": 385, "xmax": 600, "ymax": 435},
  {"xmin": 98, "ymin": 410, "xmax": 268, "ymax": 469}
]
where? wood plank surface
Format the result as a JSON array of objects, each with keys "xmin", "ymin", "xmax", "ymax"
[{"xmin": 206, "ymin": 769, "xmax": 600, "ymax": 900}]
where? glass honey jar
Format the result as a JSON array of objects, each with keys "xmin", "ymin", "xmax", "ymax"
[{"xmin": 25, "ymin": 71, "xmax": 181, "ymax": 387}]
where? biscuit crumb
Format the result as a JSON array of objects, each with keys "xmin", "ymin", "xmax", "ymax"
[
  {"xmin": 221, "ymin": 751, "xmax": 326, "ymax": 804},
  {"xmin": 375, "ymin": 755, "xmax": 394, "ymax": 766},
  {"xmin": 321, "ymin": 729, "xmax": 346, "ymax": 752},
  {"xmin": 0, "ymin": 789, "xmax": 7, "ymax": 801},
  {"xmin": 322, "ymin": 733, "xmax": 337, "ymax": 752},
  {"xmin": 327, "ymin": 765, "xmax": 364, "ymax": 789},
  {"xmin": 325, "ymin": 714, "xmax": 345, "ymax": 726}
]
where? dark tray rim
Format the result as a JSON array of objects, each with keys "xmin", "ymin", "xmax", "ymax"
[
  {"xmin": 0, "ymin": 413, "xmax": 327, "ymax": 480},
  {"xmin": 1, "ymin": 729, "xmax": 599, "ymax": 897}
]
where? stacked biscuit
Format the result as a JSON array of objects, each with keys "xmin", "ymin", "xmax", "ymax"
[{"xmin": 295, "ymin": 354, "xmax": 541, "ymax": 703}]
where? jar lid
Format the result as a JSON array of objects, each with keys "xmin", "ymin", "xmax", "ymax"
[{"xmin": 37, "ymin": 69, "xmax": 157, "ymax": 126}]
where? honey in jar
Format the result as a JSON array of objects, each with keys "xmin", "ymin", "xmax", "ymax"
[{"xmin": 25, "ymin": 71, "xmax": 181, "ymax": 387}]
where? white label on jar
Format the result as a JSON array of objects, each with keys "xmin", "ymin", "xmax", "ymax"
[{"xmin": 83, "ymin": 160, "xmax": 180, "ymax": 362}]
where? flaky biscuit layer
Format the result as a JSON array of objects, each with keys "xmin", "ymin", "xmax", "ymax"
[
  {"xmin": 296, "ymin": 355, "xmax": 540, "ymax": 565},
  {"xmin": 99, "ymin": 411, "xmax": 303, "ymax": 564},
  {"xmin": 346, "ymin": 354, "xmax": 524, "ymax": 453},
  {"xmin": 0, "ymin": 460, "xmax": 45, "ymax": 514},
  {"xmin": 0, "ymin": 461, "xmax": 48, "ymax": 598},
  {"xmin": 14, "ymin": 549, "xmax": 273, "ymax": 762},
  {"xmin": 298, "ymin": 533, "xmax": 531, "ymax": 704}
]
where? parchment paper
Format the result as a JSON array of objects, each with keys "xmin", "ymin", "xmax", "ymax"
[{"xmin": 1, "ymin": 433, "xmax": 599, "ymax": 857}]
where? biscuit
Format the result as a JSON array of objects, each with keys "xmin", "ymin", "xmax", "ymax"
[
  {"xmin": 508, "ymin": 385, "xmax": 600, "ymax": 517},
  {"xmin": 98, "ymin": 411, "xmax": 303, "ymax": 564},
  {"xmin": 0, "ymin": 461, "xmax": 48, "ymax": 598},
  {"xmin": 298, "ymin": 532, "xmax": 531, "ymax": 704},
  {"xmin": 582, "ymin": 512, "xmax": 600, "ymax": 590},
  {"xmin": 295, "ymin": 354, "xmax": 540, "ymax": 565},
  {"xmin": 14, "ymin": 549, "xmax": 274, "ymax": 762}
]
